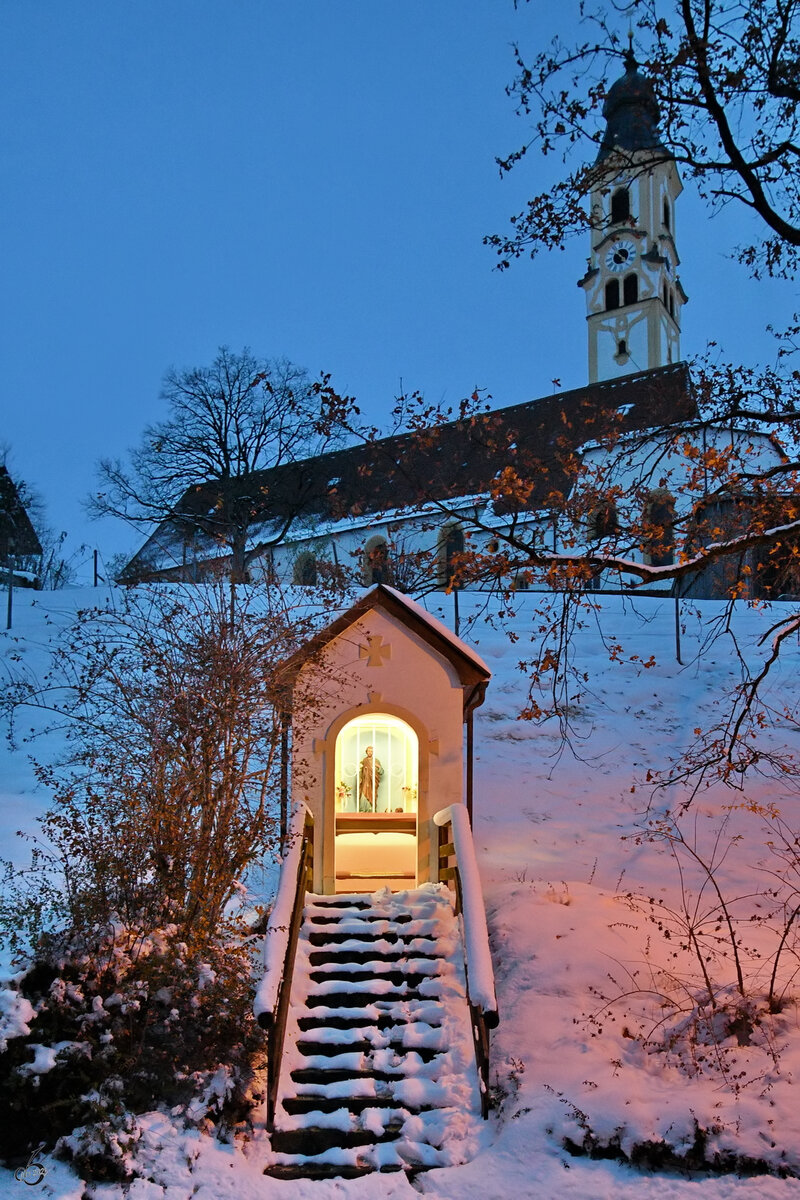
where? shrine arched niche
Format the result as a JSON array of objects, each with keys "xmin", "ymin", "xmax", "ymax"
[
  {"xmin": 335, "ymin": 713, "xmax": 418, "ymax": 814},
  {"xmin": 332, "ymin": 712, "xmax": 420, "ymax": 892}
]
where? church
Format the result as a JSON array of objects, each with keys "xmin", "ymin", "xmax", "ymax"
[{"xmin": 124, "ymin": 51, "xmax": 785, "ymax": 602}]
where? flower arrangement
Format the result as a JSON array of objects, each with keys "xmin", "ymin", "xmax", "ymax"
[
  {"xmin": 336, "ymin": 781, "xmax": 353, "ymax": 809},
  {"xmin": 401, "ymin": 785, "xmax": 418, "ymax": 810}
]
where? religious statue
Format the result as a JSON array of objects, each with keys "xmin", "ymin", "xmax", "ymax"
[{"xmin": 358, "ymin": 745, "xmax": 383, "ymax": 812}]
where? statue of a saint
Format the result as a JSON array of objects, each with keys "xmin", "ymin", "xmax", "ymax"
[{"xmin": 358, "ymin": 745, "xmax": 383, "ymax": 812}]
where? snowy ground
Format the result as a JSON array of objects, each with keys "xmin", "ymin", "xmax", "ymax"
[{"xmin": 3, "ymin": 586, "xmax": 800, "ymax": 1198}]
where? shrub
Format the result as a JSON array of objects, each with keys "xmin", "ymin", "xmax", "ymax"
[
  {"xmin": 0, "ymin": 581, "xmax": 320, "ymax": 1175},
  {"xmin": 0, "ymin": 918, "xmax": 265, "ymax": 1176}
]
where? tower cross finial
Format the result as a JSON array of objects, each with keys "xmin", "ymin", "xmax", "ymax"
[{"xmin": 624, "ymin": 29, "xmax": 636, "ymax": 70}]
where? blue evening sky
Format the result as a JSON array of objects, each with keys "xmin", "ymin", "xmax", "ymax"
[{"xmin": 2, "ymin": 2, "xmax": 796, "ymax": 578}]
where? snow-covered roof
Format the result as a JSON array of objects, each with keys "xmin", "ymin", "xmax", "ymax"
[
  {"xmin": 278, "ymin": 584, "xmax": 490, "ymax": 711},
  {"xmin": 0, "ymin": 466, "xmax": 42, "ymax": 561},
  {"xmin": 125, "ymin": 362, "xmax": 694, "ymax": 580},
  {"xmin": 379, "ymin": 585, "xmax": 491, "ymax": 677}
]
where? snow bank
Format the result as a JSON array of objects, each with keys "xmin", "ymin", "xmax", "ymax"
[
  {"xmin": 6, "ymin": 589, "xmax": 800, "ymax": 1198},
  {"xmin": 0, "ymin": 985, "xmax": 36, "ymax": 1052}
]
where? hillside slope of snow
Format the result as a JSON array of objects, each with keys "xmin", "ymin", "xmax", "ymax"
[{"xmin": 2, "ymin": 587, "xmax": 800, "ymax": 1198}]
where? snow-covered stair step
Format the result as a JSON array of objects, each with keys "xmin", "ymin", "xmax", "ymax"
[
  {"xmin": 307, "ymin": 939, "xmax": 440, "ymax": 963},
  {"xmin": 296, "ymin": 1021, "xmax": 445, "ymax": 1049},
  {"xmin": 271, "ymin": 1120, "xmax": 412, "ymax": 1157},
  {"xmin": 297, "ymin": 1011, "xmax": 443, "ymax": 1033},
  {"xmin": 265, "ymin": 883, "xmax": 483, "ymax": 1179},
  {"xmin": 305, "ymin": 927, "xmax": 437, "ymax": 946},
  {"xmin": 289, "ymin": 1052, "xmax": 435, "ymax": 1085},
  {"xmin": 308, "ymin": 955, "xmax": 441, "ymax": 976},
  {"xmin": 298, "ymin": 999, "xmax": 444, "ymax": 1021},
  {"xmin": 267, "ymin": 1138, "xmax": 455, "ymax": 1180},
  {"xmin": 308, "ymin": 931, "xmax": 442, "ymax": 950},
  {"xmin": 291, "ymin": 1047, "xmax": 440, "ymax": 1076},
  {"xmin": 282, "ymin": 1094, "xmax": 431, "ymax": 1117}
]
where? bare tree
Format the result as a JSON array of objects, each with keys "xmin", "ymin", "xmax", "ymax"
[
  {"xmin": 487, "ymin": 0, "xmax": 800, "ymax": 278},
  {"xmin": 0, "ymin": 581, "xmax": 321, "ymax": 948},
  {"xmin": 0, "ymin": 582, "xmax": 327, "ymax": 1165},
  {"xmin": 404, "ymin": 0, "xmax": 794, "ymax": 787},
  {"xmin": 89, "ymin": 347, "xmax": 351, "ymax": 583}
]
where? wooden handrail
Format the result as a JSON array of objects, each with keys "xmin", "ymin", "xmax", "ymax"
[
  {"xmin": 434, "ymin": 805, "xmax": 498, "ymax": 1119},
  {"xmin": 256, "ymin": 807, "xmax": 314, "ymax": 1131}
]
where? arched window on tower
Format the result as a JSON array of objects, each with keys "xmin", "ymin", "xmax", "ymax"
[
  {"xmin": 669, "ymin": 291, "xmax": 675, "ymax": 318},
  {"xmin": 605, "ymin": 279, "xmax": 620, "ymax": 310},
  {"xmin": 623, "ymin": 273, "xmax": 638, "ymax": 306},
  {"xmin": 663, "ymin": 282, "xmax": 669, "ymax": 308},
  {"xmin": 662, "ymin": 197, "xmax": 671, "ymax": 230},
  {"xmin": 610, "ymin": 187, "xmax": 630, "ymax": 224}
]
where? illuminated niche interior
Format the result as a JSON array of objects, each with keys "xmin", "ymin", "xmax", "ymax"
[{"xmin": 334, "ymin": 714, "xmax": 419, "ymax": 814}]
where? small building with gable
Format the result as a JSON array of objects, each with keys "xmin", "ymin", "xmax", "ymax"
[
  {"xmin": 0, "ymin": 466, "xmax": 43, "ymax": 587},
  {"xmin": 277, "ymin": 584, "xmax": 490, "ymax": 894}
]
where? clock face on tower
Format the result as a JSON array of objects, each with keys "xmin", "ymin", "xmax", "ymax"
[{"xmin": 605, "ymin": 239, "xmax": 637, "ymax": 273}]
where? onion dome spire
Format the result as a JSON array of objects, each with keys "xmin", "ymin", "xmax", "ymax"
[{"xmin": 596, "ymin": 41, "xmax": 668, "ymax": 163}]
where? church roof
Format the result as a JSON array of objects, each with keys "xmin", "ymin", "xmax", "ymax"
[
  {"xmin": 0, "ymin": 466, "xmax": 43, "ymax": 561},
  {"xmin": 126, "ymin": 362, "xmax": 695, "ymax": 578},
  {"xmin": 596, "ymin": 48, "xmax": 668, "ymax": 163}
]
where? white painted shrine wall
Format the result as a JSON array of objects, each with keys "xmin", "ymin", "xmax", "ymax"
[{"xmin": 291, "ymin": 607, "xmax": 467, "ymax": 892}]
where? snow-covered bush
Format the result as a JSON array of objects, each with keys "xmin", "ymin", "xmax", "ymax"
[
  {"xmin": 0, "ymin": 919, "xmax": 264, "ymax": 1177},
  {"xmin": 572, "ymin": 799, "xmax": 800, "ymax": 1162},
  {"xmin": 0, "ymin": 581, "xmax": 324, "ymax": 1175},
  {"xmin": 620, "ymin": 804, "xmax": 800, "ymax": 1036}
]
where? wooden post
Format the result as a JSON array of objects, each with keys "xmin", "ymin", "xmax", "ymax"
[
  {"xmin": 674, "ymin": 575, "xmax": 684, "ymax": 666},
  {"xmin": 438, "ymin": 820, "xmax": 456, "ymax": 890},
  {"xmin": 466, "ymin": 707, "xmax": 474, "ymax": 823},
  {"xmin": 5, "ymin": 558, "xmax": 13, "ymax": 631},
  {"xmin": 280, "ymin": 714, "xmax": 289, "ymax": 851}
]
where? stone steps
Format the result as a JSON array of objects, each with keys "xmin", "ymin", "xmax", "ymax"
[
  {"xmin": 307, "ymin": 942, "xmax": 439, "ymax": 965},
  {"xmin": 306, "ymin": 929, "xmax": 427, "ymax": 946},
  {"xmin": 271, "ymin": 1124, "xmax": 407, "ymax": 1156},
  {"xmin": 264, "ymin": 886, "xmax": 481, "ymax": 1179},
  {"xmin": 282, "ymin": 1095, "xmax": 431, "ymax": 1117},
  {"xmin": 297, "ymin": 1013, "xmax": 442, "ymax": 1032}
]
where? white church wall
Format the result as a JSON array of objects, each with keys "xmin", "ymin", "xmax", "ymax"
[
  {"xmin": 576, "ymin": 424, "xmax": 785, "ymax": 590},
  {"xmin": 255, "ymin": 502, "xmax": 527, "ymax": 595}
]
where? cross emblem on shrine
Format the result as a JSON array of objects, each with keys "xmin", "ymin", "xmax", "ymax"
[{"xmin": 360, "ymin": 634, "xmax": 391, "ymax": 667}]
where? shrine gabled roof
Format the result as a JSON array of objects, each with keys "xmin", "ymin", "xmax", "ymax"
[{"xmin": 278, "ymin": 584, "xmax": 490, "ymax": 713}]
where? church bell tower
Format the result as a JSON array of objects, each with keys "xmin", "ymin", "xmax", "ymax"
[{"xmin": 578, "ymin": 45, "xmax": 688, "ymax": 383}]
